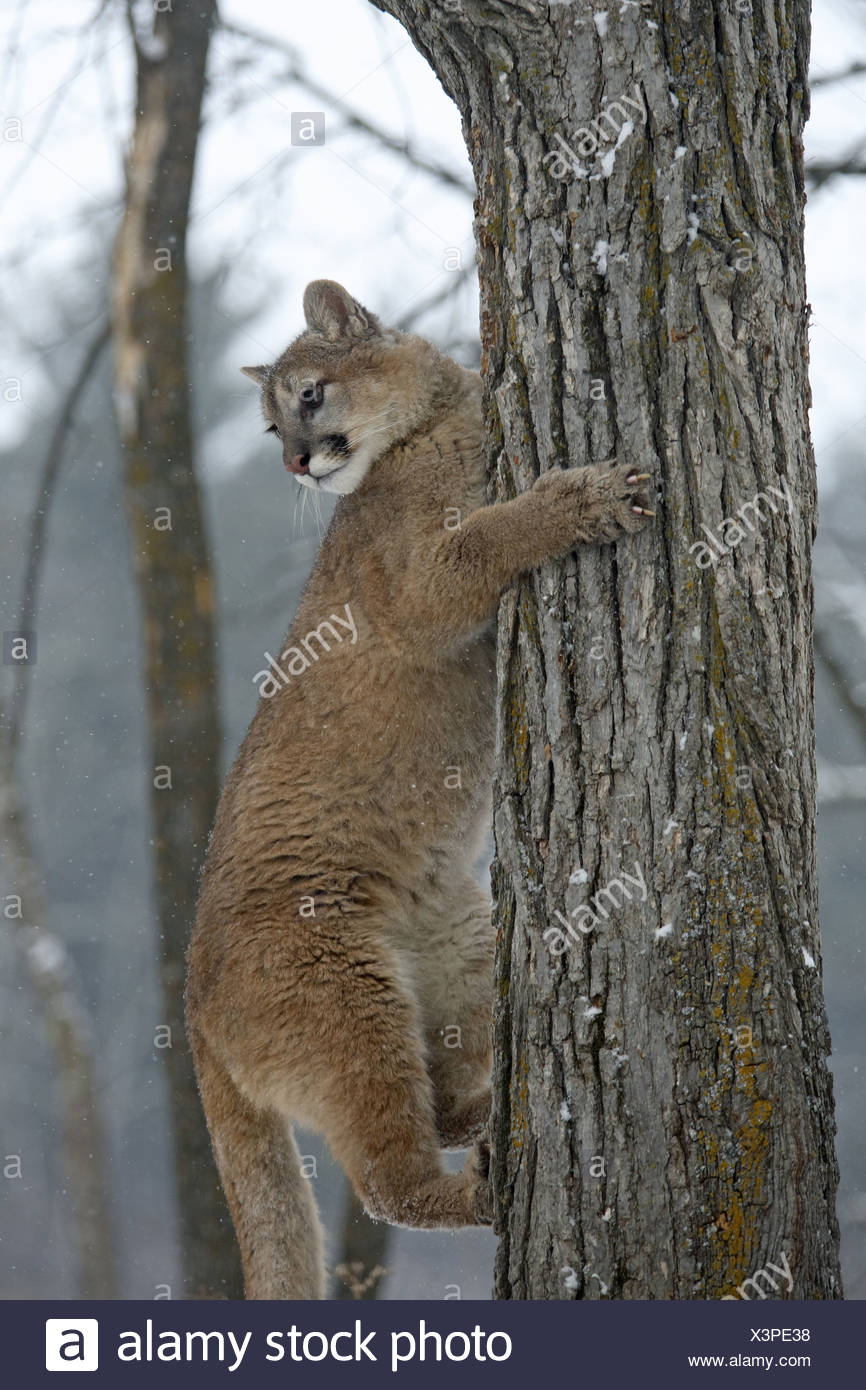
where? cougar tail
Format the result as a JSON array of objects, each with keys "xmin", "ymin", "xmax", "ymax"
[{"xmin": 191, "ymin": 1031, "xmax": 325, "ymax": 1299}]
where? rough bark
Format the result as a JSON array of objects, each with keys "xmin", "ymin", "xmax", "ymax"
[
  {"xmin": 112, "ymin": 1, "xmax": 242, "ymax": 1297},
  {"xmin": 373, "ymin": 0, "xmax": 842, "ymax": 1299}
]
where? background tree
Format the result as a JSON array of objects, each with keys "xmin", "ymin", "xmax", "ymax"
[
  {"xmin": 0, "ymin": 706, "xmax": 117, "ymax": 1298},
  {"xmin": 373, "ymin": 0, "xmax": 843, "ymax": 1297},
  {"xmin": 112, "ymin": 0, "xmax": 242, "ymax": 1297}
]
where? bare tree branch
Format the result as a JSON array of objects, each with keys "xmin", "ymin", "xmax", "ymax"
[
  {"xmin": 0, "ymin": 21, "xmax": 122, "ymax": 216},
  {"xmin": 806, "ymin": 161, "xmax": 866, "ymax": 184},
  {"xmin": 7, "ymin": 320, "xmax": 110, "ymax": 756},
  {"xmin": 218, "ymin": 19, "xmax": 474, "ymax": 197},
  {"xmin": 810, "ymin": 61, "xmax": 866, "ymax": 88},
  {"xmin": 806, "ymin": 140, "xmax": 866, "ymax": 191},
  {"xmin": 817, "ymin": 757, "xmax": 866, "ymax": 804},
  {"xmin": 392, "ymin": 260, "xmax": 475, "ymax": 331}
]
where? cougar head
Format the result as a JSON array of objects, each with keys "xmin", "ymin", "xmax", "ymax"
[{"xmin": 242, "ymin": 280, "xmax": 447, "ymax": 495}]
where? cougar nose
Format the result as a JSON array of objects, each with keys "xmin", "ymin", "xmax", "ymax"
[{"xmin": 286, "ymin": 453, "xmax": 311, "ymax": 475}]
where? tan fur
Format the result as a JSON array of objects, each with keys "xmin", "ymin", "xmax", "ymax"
[{"xmin": 186, "ymin": 281, "xmax": 651, "ymax": 1299}]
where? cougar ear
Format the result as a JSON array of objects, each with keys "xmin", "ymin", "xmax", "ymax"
[
  {"xmin": 240, "ymin": 364, "xmax": 270, "ymax": 384},
  {"xmin": 302, "ymin": 280, "xmax": 381, "ymax": 343}
]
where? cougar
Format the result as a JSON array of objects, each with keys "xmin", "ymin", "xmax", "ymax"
[{"xmin": 186, "ymin": 280, "xmax": 652, "ymax": 1299}]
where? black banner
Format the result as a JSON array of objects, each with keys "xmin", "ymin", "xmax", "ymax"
[{"xmin": 7, "ymin": 1298, "xmax": 855, "ymax": 1386}]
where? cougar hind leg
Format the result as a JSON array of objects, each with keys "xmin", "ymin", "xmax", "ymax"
[
  {"xmin": 300, "ymin": 935, "xmax": 492, "ymax": 1229},
  {"xmin": 191, "ymin": 912, "xmax": 491, "ymax": 1302}
]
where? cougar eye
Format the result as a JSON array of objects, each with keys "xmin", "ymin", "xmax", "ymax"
[
  {"xmin": 265, "ymin": 423, "xmax": 281, "ymax": 438},
  {"xmin": 299, "ymin": 381, "xmax": 324, "ymax": 408}
]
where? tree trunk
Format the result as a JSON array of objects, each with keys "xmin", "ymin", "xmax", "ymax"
[
  {"xmin": 373, "ymin": 0, "xmax": 842, "ymax": 1298},
  {"xmin": 112, "ymin": 2, "xmax": 243, "ymax": 1297}
]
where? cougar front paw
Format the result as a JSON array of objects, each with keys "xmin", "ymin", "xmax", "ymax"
[{"xmin": 536, "ymin": 460, "xmax": 654, "ymax": 543}]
